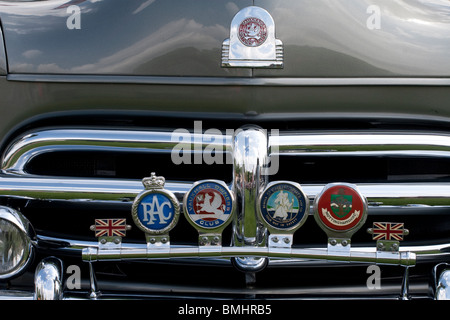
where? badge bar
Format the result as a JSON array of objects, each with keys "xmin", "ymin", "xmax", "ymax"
[{"xmin": 85, "ymin": 174, "xmax": 414, "ymax": 268}]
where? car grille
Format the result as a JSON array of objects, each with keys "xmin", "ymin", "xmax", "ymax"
[{"xmin": 2, "ymin": 123, "xmax": 450, "ymax": 299}]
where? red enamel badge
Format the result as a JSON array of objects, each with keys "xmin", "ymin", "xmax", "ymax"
[
  {"xmin": 238, "ymin": 17, "xmax": 268, "ymax": 47},
  {"xmin": 314, "ymin": 184, "xmax": 367, "ymax": 233}
]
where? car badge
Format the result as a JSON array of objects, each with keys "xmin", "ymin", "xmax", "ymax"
[
  {"xmin": 258, "ymin": 181, "xmax": 309, "ymax": 248},
  {"xmin": 90, "ymin": 218, "xmax": 131, "ymax": 247},
  {"xmin": 368, "ymin": 222, "xmax": 409, "ymax": 252},
  {"xmin": 183, "ymin": 180, "xmax": 235, "ymax": 247},
  {"xmin": 132, "ymin": 173, "xmax": 180, "ymax": 247},
  {"xmin": 222, "ymin": 6, "xmax": 283, "ymax": 68},
  {"xmin": 313, "ymin": 183, "xmax": 368, "ymax": 252}
]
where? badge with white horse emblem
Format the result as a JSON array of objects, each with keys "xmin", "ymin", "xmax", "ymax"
[{"xmin": 184, "ymin": 180, "xmax": 234, "ymax": 233}]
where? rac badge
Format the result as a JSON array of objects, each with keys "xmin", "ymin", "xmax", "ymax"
[
  {"xmin": 132, "ymin": 173, "xmax": 180, "ymax": 235},
  {"xmin": 313, "ymin": 183, "xmax": 368, "ymax": 238},
  {"xmin": 258, "ymin": 181, "xmax": 308, "ymax": 234},
  {"xmin": 183, "ymin": 180, "xmax": 235, "ymax": 233}
]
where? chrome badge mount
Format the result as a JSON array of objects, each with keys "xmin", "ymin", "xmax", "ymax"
[{"xmin": 222, "ymin": 6, "xmax": 283, "ymax": 68}]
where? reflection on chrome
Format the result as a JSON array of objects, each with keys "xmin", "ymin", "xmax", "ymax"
[{"xmin": 34, "ymin": 257, "xmax": 63, "ymax": 300}]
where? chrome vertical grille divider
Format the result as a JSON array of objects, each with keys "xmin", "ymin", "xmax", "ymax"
[{"xmin": 231, "ymin": 126, "xmax": 269, "ymax": 272}]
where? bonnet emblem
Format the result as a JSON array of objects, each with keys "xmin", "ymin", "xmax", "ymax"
[
  {"xmin": 238, "ymin": 17, "xmax": 268, "ymax": 47},
  {"xmin": 222, "ymin": 6, "xmax": 283, "ymax": 68}
]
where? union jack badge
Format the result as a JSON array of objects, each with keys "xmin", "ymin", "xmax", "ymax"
[
  {"xmin": 368, "ymin": 222, "xmax": 409, "ymax": 241},
  {"xmin": 90, "ymin": 218, "xmax": 131, "ymax": 238},
  {"xmin": 367, "ymin": 222, "xmax": 409, "ymax": 252}
]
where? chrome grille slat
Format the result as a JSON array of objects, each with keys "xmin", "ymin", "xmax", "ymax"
[
  {"xmin": 5, "ymin": 128, "xmax": 450, "ymax": 174},
  {"xmin": 2, "ymin": 174, "xmax": 450, "ymax": 207}
]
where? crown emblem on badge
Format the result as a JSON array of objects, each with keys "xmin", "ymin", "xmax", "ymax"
[{"xmin": 142, "ymin": 172, "xmax": 165, "ymax": 190}]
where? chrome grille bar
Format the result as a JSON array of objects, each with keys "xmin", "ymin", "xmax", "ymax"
[
  {"xmin": 1, "ymin": 174, "xmax": 450, "ymax": 207},
  {"xmin": 4, "ymin": 128, "xmax": 450, "ymax": 174},
  {"xmin": 82, "ymin": 243, "xmax": 417, "ymax": 267}
]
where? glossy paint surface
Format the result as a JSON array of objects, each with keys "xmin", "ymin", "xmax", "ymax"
[
  {"xmin": 0, "ymin": 0, "xmax": 251, "ymax": 76},
  {"xmin": 0, "ymin": 0, "xmax": 449, "ymax": 76},
  {"xmin": 0, "ymin": 0, "xmax": 450, "ymax": 149}
]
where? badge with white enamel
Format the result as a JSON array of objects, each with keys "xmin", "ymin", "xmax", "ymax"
[{"xmin": 183, "ymin": 180, "xmax": 235, "ymax": 246}]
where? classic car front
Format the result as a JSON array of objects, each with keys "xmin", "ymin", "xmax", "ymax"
[{"xmin": 0, "ymin": 0, "xmax": 450, "ymax": 301}]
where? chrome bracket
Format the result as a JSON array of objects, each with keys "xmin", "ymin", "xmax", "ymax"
[
  {"xmin": 327, "ymin": 238, "xmax": 351, "ymax": 258},
  {"xmin": 222, "ymin": 6, "xmax": 283, "ymax": 68}
]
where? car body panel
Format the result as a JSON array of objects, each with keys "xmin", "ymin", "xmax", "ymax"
[{"xmin": 0, "ymin": 0, "xmax": 449, "ymax": 77}]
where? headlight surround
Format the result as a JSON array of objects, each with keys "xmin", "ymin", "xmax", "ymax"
[{"xmin": 0, "ymin": 206, "xmax": 34, "ymax": 279}]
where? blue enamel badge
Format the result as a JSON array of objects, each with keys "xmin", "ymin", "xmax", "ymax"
[
  {"xmin": 136, "ymin": 193, "xmax": 176, "ymax": 231},
  {"xmin": 184, "ymin": 180, "xmax": 234, "ymax": 230},
  {"xmin": 259, "ymin": 182, "xmax": 308, "ymax": 231},
  {"xmin": 132, "ymin": 173, "xmax": 180, "ymax": 235}
]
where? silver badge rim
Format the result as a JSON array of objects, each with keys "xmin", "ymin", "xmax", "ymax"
[
  {"xmin": 257, "ymin": 181, "xmax": 309, "ymax": 234},
  {"xmin": 183, "ymin": 179, "xmax": 235, "ymax": 233},
  {"xmin": 312, "ymin": 182, "xmax": 368, "ymax": 239},
  {"xmin": 131, "ymin": 175, "xmax": 180, "ymax": 236},
  {"xmin": 222, "ymin": 5, "xmax": 283, "ymax": 68}
]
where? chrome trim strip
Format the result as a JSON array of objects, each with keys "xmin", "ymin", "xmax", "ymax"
[
  {"xmin": 5, "ymin": 128, "xmax": 450, "ymax": 175},
  {"xmin": 82, "ymin": 244, "xmax": 417, "ymax": 267},
  {"xmin": 7, "ymin": 74, "xmax": 450, "ymax": 86},
  {"xmin": 2, "ymin": 174, "xmax": 450, "ymax": 207},
  {"xmin": 35, "ymin": 234, "xmax": 450, "ymax": 267},
  {"xmin": 0, "ymin": 175, "xmax": 189, "ymax": 202},
  {"xmin": 1, "ymin": 128, "xmax": 229, "ymax": 175}
]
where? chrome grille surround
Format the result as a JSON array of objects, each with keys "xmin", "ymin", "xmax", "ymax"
[{"xmin": 2, "ymin": 127, "xmax": 450, "ymax": 299}]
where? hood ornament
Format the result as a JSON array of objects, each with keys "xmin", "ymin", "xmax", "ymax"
[{"xmin": 222, "ymin": 6, "xmax": 283, "ymax": 68}]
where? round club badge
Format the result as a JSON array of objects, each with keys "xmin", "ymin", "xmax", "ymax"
[
  {"xmin": 183, "ymin": 180, "xmax": 235, "ymax": 232},
  {"xmin": 238, "ymin": 17, "xmax": 268, "ymax": 47},
  {"xmin": 258, "ymin": 181, "xmax": 309, "ymax": 233},
  {"xmin": 132, "ymin": 173, "xmax": 180, "ymax": 235},
  {"xmin": 313, "ymin": 183, "xmax": 367, "ymax": 235}
]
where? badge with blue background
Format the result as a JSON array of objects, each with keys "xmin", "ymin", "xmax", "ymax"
[
  {"xmin": 132, "ymin": 173, "xmax": 180, "ymax": 236},
  {"xmin": 258, "ymin": 181, "xmax": 309, "ymax": 233}
]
